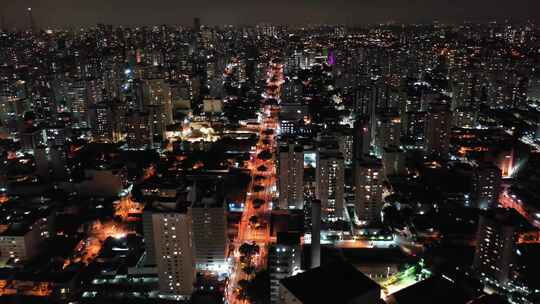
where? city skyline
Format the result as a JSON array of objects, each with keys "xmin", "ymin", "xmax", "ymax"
[{"xmin": 2, "ymin": 0, "xmax": 540, "ymax": 28}]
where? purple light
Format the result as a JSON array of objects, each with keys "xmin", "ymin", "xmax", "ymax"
[{"xmin": 327, "ymin": 50, "xmax": 336, "ymax": 66}]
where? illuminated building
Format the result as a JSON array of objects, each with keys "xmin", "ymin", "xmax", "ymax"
[
  {"xmin": 354, "ymin": 157, "xmax": 383, "ymax": 225},
  {"xmin": 45, "ymin": 125, "xmax": 69, "ymax": 147},
  {"xmin": 125, "ymin": 111, "xmax": 153, "ymax": 150},
  {"xmin": 320, "ymin": 128, "xmax": 354, "ymax": 166},
  {"xmin": 316, "ymin": 150, "xmax": 344, "ymax": 220},
  {"xmin": 144, "ymin": 202, "xmax": 195, "ymax": 296},
  {"xmin": 278, "ymin": 143, "xmax": 304, "ymax": 210},
  {"xmin": 0, "ymin": 204, "xmax": 52, "ymax": 263},
  {"xmin": 353, "ymin": 116, "xmax": 371, "ymax": 160},
  {"xmin": 472, "ymin": 162, "xmax": 502, "ymax": 210},
  {"xmin": 401, "ymin": 111, "xmax": 426, "ymax": 147},
  {"xmin": 453, "ymin": 106, "xmax": 476, "ymax": 129},
  {"xmin": 374, "ymin": 112, "xmax": 401, "ymax": 157},
  {"xmin": 90, "ymin": 102, "xmax": 122, "ymax": 143},
  {"xmin": 66, "ymin": 81, "xmax": 89, "ymax": 128},
  {"xmin": 498, "ymin": 149, "xmax": 515, "ymax": 178},
  {"xmin": 189, "ymin": 196, "xmax": 228, "ymax": 273},
  {"xmin": 424, "ymin": 102, "xmax": 451, "ymax": 158},
  {"xmin": 338, "ymin": 129, "xmax": 354, "ymax": 166},
  {"xmin": 145, "ymin": 104, "xmax": 168, "ymax": 141},
  {"xmin": 473, "ymin": 209, "xmax": 524, "ymax": 285},
  {"xmin": 142, "ymin": 79, "xmax": 174, "ymax": 126},
  {"xmin": 278, "ymin": 102, "xmax": 310, "ymax": 136},
  {"xmin": 268, "ymin": 232, "xmax": 301, "ymax": 304},
  {"xmin": 20, "ymin": 126, "xmax": 45, "ymax": 152}
]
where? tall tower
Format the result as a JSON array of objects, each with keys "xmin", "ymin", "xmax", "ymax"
[
  {"xmin": 472, "ymin": 162, "xmax": 502, "ymax": 210},
  {"xmin": 268, "ymin": 232, "xmax": 301, "ymax": 304},
  {"xmin": 310, "ymin": 199, "xmax": 321, "ymax": 269},
  {"xmin": 316, "ymin": 150, "xmax": 345, "ymax": 220},
  {"xmin": 144, "ymin": 203, "xmax": 196, "ymax": 296},
  {"xmin": 278, "ymin": 143, "xmax": 304, "ymax": 210},
  {"xmin": 193, "ymin": 17, "xmax": 201, "ymax": 32},
  {"xmin": 189, "ymin": 196, "xmax": 228, "ymax": 273},
  {"xmin": 424, "ymin": 102, "xmax": 452, "ymax": 158},
  {"xmin": 27, "ymin": 8, "xmax": 36, "ymax": 32},
  {"xmin": 354, "ymin": 157, "xmax": 384, "ymax": 225},
  {"xmin": 473, "ymin": 209, "xmax": 521, "ymax": 285}
]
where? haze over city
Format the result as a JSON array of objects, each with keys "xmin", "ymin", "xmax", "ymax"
[{"xmin": 2, "ymin": 0, "xmax": 540, "ymax": 27}]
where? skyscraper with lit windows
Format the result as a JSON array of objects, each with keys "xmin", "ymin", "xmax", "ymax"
[
  {"xmin": 316, "ymin": 150, "xmax": 345, "ymax": 220},
  {"xmin": 424, "ymin": 102, "xmax": 452, "ymax": 158},
  {"xmin": 278, "ymin": 143, "xmax": 304, "ymax": 210},
  {"xmin": 354, "ymin": 157, "xmax": 383, "ymax": 225},
  {"xmin": 145, "ymin": 203, "xmax": 195, "ymax": 297}
]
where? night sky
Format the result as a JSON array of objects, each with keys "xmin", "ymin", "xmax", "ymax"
[{"xmin": 1, "ymin": 0, "xmax": 539, "ymax": 28}]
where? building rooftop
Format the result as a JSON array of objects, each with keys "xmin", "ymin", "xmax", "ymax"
[
  {"xmin": 481, "ymin": 208, "xmax": 535, "ymax": 231},
  {"xmin": 387, "ymin": 276, "xmax": 472, "ymax": 304},
  {"xmin": 280, "ymin": 259, "xmax": 380, "ymax": 304}
]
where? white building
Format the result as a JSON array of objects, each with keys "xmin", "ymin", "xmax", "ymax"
[
  {"xmin": 316, "ymin": 150, "xmax": 345, "ymax": 221},
  {"xmin": 278, "ymin": 143, "xmax": 304, "ymax": 210},
  {"xmin": 268, "ymin": 233, "xmax": 301, "ymax": 304},
  {"xmin": 354, "ymin": 157, "xmax": 384, "ymax": 225},
  {"xmin": 145, "ymin": 203, "xmax": 196, "ymax": 296},
  {"xmin": 189, "ymin": 197, "xmax": 228, "ymax": 273}
]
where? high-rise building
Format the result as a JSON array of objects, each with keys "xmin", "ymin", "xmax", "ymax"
[
  {"xmin": 278, "ymin": 102, "xmax": 310, "ymax": 137},
  {"xmin": 189, "ymin": 196, "xmax": 228, "ymax": 273},
  {"xmin": 268, "ymin": 232, "xmax": 301, "ymax": 304},
  {"xmin": 401, "ymin": 111, "xmax": 426, "ymax": 148},
  {"xmin": 353, "ymin": 116, "xmax": 371, "ymax": 160},
  {"xmin": 382, "ymin": 146, "xmax": 406, "ymax": 177},
  {"xmin": 424, "ymin": 102, "xmax": 452, "ymax": 158},
  {"xmin": 144, "ymin": 202, "xmax": 195, "ymax": 296},
  {"xmin": 320, "ymin": 129, "xmax": 354, "ymax": 166},
  {"xmin": 143, "ymin": 79, "xmax": 174, "ymax": 126},
  {"xmin": 90, "ymin": 102, "xmax": 121, "ymax": 143},
  {"xmin": 19, "ymin": 126, "xmax": 44, "ymax": 152},
  {"xmin": 193, "ymin": 17, "xmax": 201, "ymax": 32},
  {"xmin": 472, "ymin": 162, "xmax": 502, "ymax": 210},
  {"xmin": 316, "ymin": 150, "xmax": 345, "ymax": 220},
  {"xmin": 310, "ymin": 199, "xmax": 321, "ymax": 269},
  {"xmin": 66, "ymin": 81, "xmax": 89, "ymax": 128},
  {"xmin": 354, "ymin": 157, "xmax": 383, "ymax": 225},
  {"xmin": 473, "ymin": 209, "xmax": 525, "ymax": 285},
  {"xmin": 374, "ymin": 112, "xmax": 401, "ymax": 157},
  {"xmin": 125, "ymin": 111, "xmax": 153, "ymax": 150},
  {"xmin": 278, "ymin": 143, "xmax": 304, "ymax": 210}
]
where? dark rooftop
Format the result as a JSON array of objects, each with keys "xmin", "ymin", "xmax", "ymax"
[
  {"xmin": 387, "ymin": 276, "xmax": 472, "ymax": 304},
  {"xmin": 280, "ymin": 259, "xmax": 380, "ymax": 304}
]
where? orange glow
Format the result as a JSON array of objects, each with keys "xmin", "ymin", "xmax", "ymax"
[
  {"xmin": 500, "ymin": 152, "xmax": 514, "ymax": 178},
  {"xmin": 63, "ymin": 220, "xmax": 132, "ymax": 269},
  {"xmin": 114, "ymin": 195, "xmax": 144, "ymax": 221},
  {"xmin": 227, "ymin": 60, "xmax": 280, "ymax": 304},
  {"xmin": 0, "ymin": 194, "xmax": 8, "ymax": 204},
  {"xmin": 457, "ymin": 146, "xmax": 488, "ymax": 155},
  {"xmin": 0, "ymin": 280, "xmax": 52, "ymax": 297}
]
